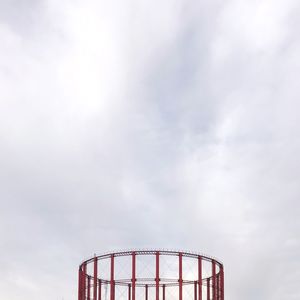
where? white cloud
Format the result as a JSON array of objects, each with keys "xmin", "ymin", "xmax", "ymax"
[{"xmin": 0, "ymin": 0, "xmax": 300, "ymax": 300}]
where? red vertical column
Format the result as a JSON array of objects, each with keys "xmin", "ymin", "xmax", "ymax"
[
  {"xmin": 145, "ymin": 284, "xmax": 148, "ymax": 300},
  {"xmin": 78, "ymin": 267, "xmax": 82, "ymax": 300},
  {"xmin": 128, "ymin": 284, "xmax": 131, "ymax": 300},
  {"xmin": 94, "ymin": 257, "xmax": 98, "ymax": 300},
  {"xmin": 198, "ymin": 256, "xmax": 202, "ymax": 300},
  {"xmin": 156, "ymin": 251, "xmax": 160, "ymax": 300},
  {"xmin": 87, "ymin": 276, "xmax": 91, "ymax": 300},
  {"xmin": 83, "ymin": 263, "xmax": 87, "ymax": 300},
  {"xmin": 212, "ymin": 261, "xmax": 216, "ymax": 300},
  {"xmin": 163, "ymin": 284, "xmax": 166, "ymax": 300},
  {"xmin": 98, "ymin": 280, "xmax": 102, "ymax": 300},
  {"xmin": 110, "ymin": 254, "xmax": 115, "ymax": 300},
  {"xmin": 132, "ymin": 252, "xmax": 136, "ymax": 300},
  {"xmin": 216, "ymin": 273, "xmax": 219, "ymax": 300},
  {"xmin": 220, "ymin": 267, "xmax": 224, "ymax": 300},
  {"xmin": 207, "ymin": 278, "xmax": 210, "ymax": 300},
  {"xmin": 179, "ymin": 253, "xmax": 183, "ymax": 300},
  {"xmin": 194, "ymin": 281, "xmax": 197, "ymax": 300}
]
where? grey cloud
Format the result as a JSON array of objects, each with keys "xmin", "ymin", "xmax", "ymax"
[{"xmin": 0, "ymin": 0, "xmax": 45, "ymax": 35}]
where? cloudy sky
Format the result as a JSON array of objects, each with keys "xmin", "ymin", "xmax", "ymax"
[{"xmin": 1, "ymin": 0, "xmax": 300, "ymax": 299}]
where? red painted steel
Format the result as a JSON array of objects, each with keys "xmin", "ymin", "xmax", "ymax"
[
  {"xmin": 156, "ymin": 251, "xmax": 160, "ymax": 300},
  {"xmin": 94, "ymin": 257, "xmax": 97, "ymax": 300},
  {"xmin": 87, "ymin": 276, "xmax": 91, "ymax": 300},
  {"xmin": 132, "ymin": 252, "xmax": 136, "ymax": 300},
  {"xmin": 198, "ymin": 256, "xmax": 202, "ymax": 300},
  {"xmin": 110, "ymin": 254, "xmax": 115, "ymax": 300},
  {"xmin": 98, "ymin": 280, "xmax": 101, "ymax": 300},
  {"xmin": 78, "ymin": 249, "xmax": 224, "ymax": 300},
  {"xmin": 212, "ymin": 260, "xmax": 216, "ymax": 300},
  {"xmin": 220, "ymin": 268, "xmax": 224, "ymax": 300},
  {"xmin": 179, "ymin": 252, "xmax": 183, "ymax": 300},
  {"xmin": 207, "ymin": 278, "xmax": 210, "ymax": 300},
  {"xmin": 79, "ymin": 268, "xmax": 83, "ymax": 300},
  {"xmin": 216, "ymin": 274, "xmax": 219, "ymax": 300},
  {"xmin": 83, "ymin": 263, "xmax": 87, "ymax": 300},
  {"xmin": 78, "ymin": 268, "xmax": 82, "ymax": 300}
]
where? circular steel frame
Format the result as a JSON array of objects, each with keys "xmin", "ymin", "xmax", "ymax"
[{"xmin": 78, "ymin": 249, "xmax": 224, "ymax": 300}]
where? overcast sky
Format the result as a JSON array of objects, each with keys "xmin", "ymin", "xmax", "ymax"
[{"xmin": 1, "ymin": 0, "xmax": 300, "ymax": 299}]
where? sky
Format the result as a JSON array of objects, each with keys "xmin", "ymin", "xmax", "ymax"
[{"xmin": 0, "ymin": 0, "xmax": 300, "ymax": 299}]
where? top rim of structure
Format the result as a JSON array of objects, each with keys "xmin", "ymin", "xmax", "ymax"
[{"xmin": 81, "ymin": 248, "xmax": 223, "ymax": 266}]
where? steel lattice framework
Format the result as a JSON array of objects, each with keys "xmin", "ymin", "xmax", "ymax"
[{"xmin": 78, "ymin": 249, "xmax": 224, "ymax": 300}]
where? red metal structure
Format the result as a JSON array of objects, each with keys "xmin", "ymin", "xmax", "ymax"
[{"xmin": 78, "ymin": 249, "xmax": 224, "ymax": 300}]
